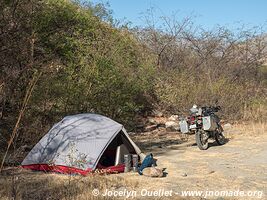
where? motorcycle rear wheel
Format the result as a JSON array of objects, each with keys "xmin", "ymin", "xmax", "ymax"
[
  {"xmin": 196, "ymin": 130, "xmax": 209, "ymax": 150},
  {"xmin": 215, "ymin": 126, "xmax": 226, "ymax": 145}
]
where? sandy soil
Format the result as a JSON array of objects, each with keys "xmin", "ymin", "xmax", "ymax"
[
  {"xmin": 114, "ymin": 124, "xmax": 267, "ymax": 199},
  {"xmin": 0, "ymin": 123, "xmax": 266, "ymax": 200}
]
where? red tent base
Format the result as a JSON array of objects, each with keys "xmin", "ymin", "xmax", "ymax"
[{"xmin": 21, "ymin": 164, "xmax": 125, "ymax": 176}]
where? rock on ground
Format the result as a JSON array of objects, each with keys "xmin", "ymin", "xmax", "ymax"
[
  {"xmin": 142, "ymin": 167, "xmax": 164, "ymax": 177},
  {"xmin": 168, "ymin": 115, "xmax": 179, "ymax": 121},
  {"xmin": 165, "ymin": 121, "xmax": 180, "ymax": 131}
]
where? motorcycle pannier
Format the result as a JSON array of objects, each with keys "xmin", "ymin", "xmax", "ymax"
[
  {"xmin": 179, "ymin": 120, "xmax": 189, "ymax": 133},
  {"xmin": 202, "ymin": 116, "xmax": 217, "ymax": 131}
]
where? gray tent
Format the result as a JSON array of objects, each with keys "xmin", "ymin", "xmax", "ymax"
[{"xmin": 21, "ymin": 113, "xmax": 143, "ymax": 175}]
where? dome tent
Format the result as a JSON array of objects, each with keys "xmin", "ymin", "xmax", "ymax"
[{"xmin": 21, "ymin": 114, "xmax": 143, "ymax": 175}]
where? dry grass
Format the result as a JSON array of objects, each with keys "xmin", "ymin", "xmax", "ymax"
[
  {"xmin": 0, "ymin": 123, "xmax": 266, "ymax": 200},
  {"xmin": 0, "ymin": 168, "xmax": 138, "ymax": 200},
  {"xmin": 223, "ymin": 122, "xmax": 267, "ymax": 139},
  {"xmin": 235, "ymin": 122, "xmax": 267, "ymax": 135}
]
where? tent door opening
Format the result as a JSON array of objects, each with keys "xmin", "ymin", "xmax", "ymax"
[{"xmin": 97, "ymin": 131, "xmax": 136, "ymax": 168}]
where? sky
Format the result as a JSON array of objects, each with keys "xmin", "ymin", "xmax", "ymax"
[{"xmin": 91, "ymin": 0, "xmax": 267, "ymax": 31}]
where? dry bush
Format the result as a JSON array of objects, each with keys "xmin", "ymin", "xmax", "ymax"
[
  {"xmin": 137, "ymin": 8, "xmax": 267, "ymax": 122},
  {"xmin": 154, "ymin": 69, "xmax": 266, "ymax": 121},
  {"xmin": 232, "ymin": 122, "xmax": 267, "ymax": 136},
  {"xmin": 243, "ymin": 98, "xmax": 267, "ymax": 122}
]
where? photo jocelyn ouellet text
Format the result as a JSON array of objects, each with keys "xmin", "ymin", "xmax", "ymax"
[{"xmin": 92, "ymin": 188, "xmax": 263, "ymax": 198}]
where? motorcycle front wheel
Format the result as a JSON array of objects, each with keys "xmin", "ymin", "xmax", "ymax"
[
  {"xmin": 195, "ymin": 129, "xmax": 209, "ymax": 150},
  {"xmin": 215, "ymin": 125, "xmax": 226, "ymax": 145}
]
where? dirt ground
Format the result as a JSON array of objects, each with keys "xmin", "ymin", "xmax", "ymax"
[
  {"xmin": 0, "ymin": 123, "xmax": 266, "ymax": 200},
  {"xmin": 114, "ymin": 123, "xmax": 267, "ymax": 199}
]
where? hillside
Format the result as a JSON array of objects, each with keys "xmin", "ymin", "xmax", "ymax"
[{"xmin": 0, "ymin": 1, "xmax": 267, "ymax": 199}]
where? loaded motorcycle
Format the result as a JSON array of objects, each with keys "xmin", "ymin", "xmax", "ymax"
[{"xmin": 179, "ymin": 105, "xmax": 226, "ymax": 150}]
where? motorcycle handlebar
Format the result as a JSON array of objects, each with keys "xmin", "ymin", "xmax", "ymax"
[{"xmin": 201, "ymin": 106, "xmax": 221, "ymax": 113}]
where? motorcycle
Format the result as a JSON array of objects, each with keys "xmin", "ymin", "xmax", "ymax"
[{"xmin": 179, "ymin": 105, "xmax": 226, "ymax": 150}]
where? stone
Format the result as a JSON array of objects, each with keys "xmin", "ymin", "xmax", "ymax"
[
  {"xmin": 142, "ymin": 167, "xmax": 164, "ymax": 177},
  {"xmin": 168, "ymin": 115, "xmax": 179, "ymax": 121},
  {"xmin": 165, "ymin": 121, "xmax": 179, "ymax": 131},
  {"xmin": 144, "ymin": 124, "xmax": 158, "ymax": 132},
  {"xmin": 147, "ymin": 117, "xmax": 157, "ymax": 124},
  {"xmin": 223, "ymin": 123, "xmax": 232, "ymax": 128},
  {"xmin": 181, "ymin": 172, "xmax": 187, "ymax": 177},
  {"xmin": 208, "ymin": 170, "xmax": 215, "ymax": 174},
  {"xmin": 147, "ymin": 117, "xmax": 167, "ymax": 126}
]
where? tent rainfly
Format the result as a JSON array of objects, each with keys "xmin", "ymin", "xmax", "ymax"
[{"xmin": 21, "ymin": 113, "xmax": 144, "ymax": 175}]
